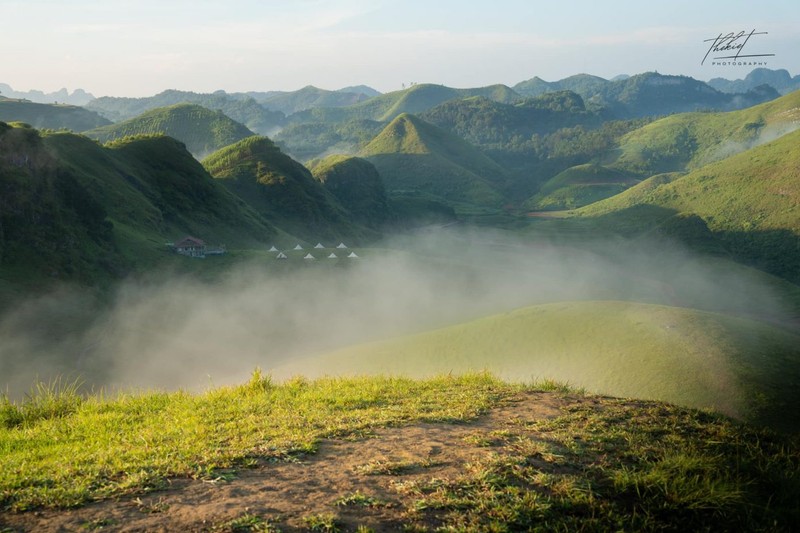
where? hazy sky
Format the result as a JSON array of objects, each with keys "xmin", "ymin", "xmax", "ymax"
[{"xmin": 2, "ymin": 0, "xmax": 799, "ymax": 96}]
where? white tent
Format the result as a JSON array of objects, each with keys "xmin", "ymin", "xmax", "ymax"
[
  {"xmin": 347, "ymin": 252, "xmax": 359, "ymax": 258},
  {"xmin": 314, "ymin": 243, "xmax": 325, "ymax": 249},
  {"xmin": 303, "ymin": 253, "xmax": 316, "ymax": 260},
  {"xmin": 293, "ymin": 244, "xmax": 303, "ymax": 250},
  {"xmin": 336, "ymin": 243, "xmax": 348, "ymax": 249},
  {"xmin": 268, "ymin": 245, "xmax": 278, "ymax": 252},
  {"xmin": 276, "ymin": 252, "xmax": 288, "ymax": 259},
  {"xmin": 327, "ymin": 252, "xmax": 337, "ymax": 259}
]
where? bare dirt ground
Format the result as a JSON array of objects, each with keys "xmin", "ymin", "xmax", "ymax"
[{"xmin": 0, "ymin": 391, "xmax": 585, "ymax": 532}]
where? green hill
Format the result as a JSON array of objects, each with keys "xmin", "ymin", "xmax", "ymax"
[
  {"xmin": 84, "ymin": 104, "xmax": 255, "ymax": 159},
  {"xmin": 524, "ymin": 163, "xmax": 638, "ymax": 210},
  {"xmin": 86, "ymin": 90, "xmax": 285, "ymax": 135},
  {"xmin": 282, "ymin": 300, "xmax": 800, "ymax": 431},
  {"xmin": 0, "ymin": 99, "xmax": 110, "ymax": 131},
  {"xmin": 607, "ymin": 89, "xmax": 800, "ymax": 176},
  {"xmin": 581, "ymin": 128, "xmax": 800, "ymax": 281},
  {"xmin": 273, "ymin": 119, "xmax": 385, "ymax": 162},
  {"xmin": 0, "ymin": 122, "xmax": 279, "ymax": 292},
  {"xmin": 308, "ymin": 155, "xmax": 390, "ymax": 229},
  {"xmin": 515, "ymin": 72, "xmax": 779, "ymax": 118},
  {"xmin": 289, "ymin": 83, "xmax": 521, "ymax": 125},
  {"xmin": 252, "ymin": 85, "xmax": 369, "ymax": 115},
  {"xmin": 360, "ymin": 113, "xmax": 507, "ymax": 207},
  {"xmin": 202, "ymin": 136, "xmax": 370, "ymax": 241}
]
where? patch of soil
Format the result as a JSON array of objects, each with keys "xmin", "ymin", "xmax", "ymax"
[{"xmin": 0, "ymin": 391, "xmax": 586, "ymax": 532}]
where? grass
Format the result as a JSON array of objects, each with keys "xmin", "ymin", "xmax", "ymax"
[
  {"xmin": 280, "ymin": 300, "xmax": 800, "ymax": 431},
  {"xmin": 0, "ymin": 371, "xmax": 510, "ymax": 511},
  {"xmin": 396, "ymin": 399, "xmax": 800, "ymax": 531}
]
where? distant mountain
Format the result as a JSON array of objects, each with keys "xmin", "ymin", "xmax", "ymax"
[
  {"xmin": 360, "ymin": 113, "xmax": 507, "ymax": 207},
  {"xmin": 0, "ymin": 99, "xmax": 111, "ymax": 131},
  {"xmin": 514, "ymin": 72, "xmax": 779, "ymax": 118},
  {"xmin": 608, "ymin": 89, "xmax": 800, "ymax": 176},
  {"xmin": 0, "ymin": 122, "xmax": 278, "ymax": 287},
  {"xmin": 245, "ymin": 86, "xmax": 370, "ymax": 115},
  {"xmin": 337, "ymin": 85, "xmax": 381, "ymax": 98},
  {"xmin": 84, "ymin": 103, "xmax": 255, "ymax": 159},
  {"xmin": 202, "ymin": 136, "xmax": 371, "ymax": 241},
  {"xmin": 582, "ymin": 128, "xmax": 800, "ymax": 282},
  {"xmin": 421, "ymin": 91, "xmax": 598, "ymax": 146},
  {"xmin": 308, "ymin": 155, "xmax": 390, "ymax": 229},
  {"xmin": 290, "ymin": 83, "xmax": 522, "ymax": 125},
  {"xmin": 274, "ymin": 119, "xmax": 385, "ymax": 162},
  {"xmin": 523, "ymin": 163, "xmax": 638, "ymax": 211},
  {"xmin": 86, "ymin": 90, "xmax": 285, "ymax": 135},
  {"xmin": 0, "ymin": 83, "xmax": 95, "ymax": 105},
  {"xmin": 514, "ymin": 74, "xmax": 608, "ymax": 97},
  {"xmin": 708, "ymin": 68, "xmax": 800, "ymax": 95}
]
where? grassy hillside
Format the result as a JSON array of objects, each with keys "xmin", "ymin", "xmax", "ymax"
[
  {"xmin": 86, "ymin": 90, "xmax": 285, "ymax": 135},
  {"xmin": 583, "ymin": 129, "xmax": 800, "ymax": 281},
  {"xmin": 84, "ymin": 103, "xmax": 255, "ymax": 159},
  {"xmin": 283, "ymin": 300, "xmax": 800, "ymax": 431},
  {"xmin": 1, "ymin": 122, "xmax": 279, "ymax": 293},
  {"xmin": 360, "ymin": 113, "xmax": 507, "ymax": 207},
  {"xmin": 524, "ymin": 163, "xmax": 639, "ymax": 210},
  {"xmin": 308, "ymin": 155, "xmax": 390, "ymax": 229},
  {"xmin": 290, "ymin": 83, "xmax": 521, "ymax": 125},
  {"xmin": 2, "ymin": 374, "xmax": 797, "ymax": 531},
  {"xmin": 274, "ymin": 119, "xmax": 384, "ymax": 161},
  {"xmin": 608, "ymin": 88, "xmax": 800, "ymax": 175},
  {"xmin": 0, "ymin": 99, "xmax": 110, "ymax": 131},
  {"xmin": 202, "ymin": 136, "xmax": 370, "ymax": 241}
]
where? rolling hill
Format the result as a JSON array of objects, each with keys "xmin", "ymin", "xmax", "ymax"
[
  {"xmin": 606, "ymin": 88, "xmax": 800, "ymax": 176},
  {"xmin": 359, "ymin": 113, "xmax": 508, "ymax": 207},
  {"xmin": 308, "ymin": 155, "xmax": 390, "ymax": 229},
  {"xmin": 0, "ymin": 122, "xmax": 279, "ymax": 291},
  {"xmin": 514, "ymin": 72, "xmax": 779, "ymax": 118},
  {"xmin": 84, "ymin": 103, "xmax": 256, "ymax": 159},
  {"xmin": 708, "ymin": 68, "xmax": 800, "ymax": 95},
  {"xmin": 202, "ymin": 136, "xmax": 371, "ymax": 241},
  {"xmin": 280, "ymin": 300, "xmax": 800, "ymax": 431},
  {"xmin": 524, "ymin": 163, "xmax": 639, "ymax": 210},
  {"xmin": 582, "ymin": 128, "xmax": 800, "ymax": 281},
  {"xmin": 289, "ymin": 83, "xmax": 521, "ymax": 125},
  {"xmin": 86, "ymin": 90, "xmax": 285, "ymax": 135},
  {"xmin": 0, "ymin": 99, "xmax": 110, "ymax": 131},
  {"xmin": 247, "ymin": 85, "xmax": 370, "ymax": 115}
]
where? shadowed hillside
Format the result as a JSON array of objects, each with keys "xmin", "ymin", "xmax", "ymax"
[
  {"xmin": 203, "ymin": 136, "xmax": 371, "ymax": 241},
  {"xmin": 360, "ymin": 113, "xmax": 508, "ymax": 207},
  {"xmin": 84, "ymin": 103, "xmax": 255, "ymax": 159},
  {"xmin": 0, "ymin": 100, "xmax": 110, "ymax": 131}
]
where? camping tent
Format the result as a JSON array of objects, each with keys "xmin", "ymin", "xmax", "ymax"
[
  {"xmin": 328, "ymin": 253, "xmax": 337, "ymax": 259},
  {"xmin": 347, "ymin": 252, "xmax": 359, "ymax": 258},
  {"xmin": 268, "ymin": 246, "xmax": 278, "ymax": 252},
  {"xmin": 276, "ymin": 252, "xmax": 288, "ymax": 259},
  {"xmin": 293, "ymin": 244, "xmax": 303, "ymax": 250},
  {"xmin": 314, "ymin": 243, "xmax": 325, "ymax": 249},
  {"xmin": 303, "ymin": 253, "xmax": 316, "ymax": 260},
  {"xmin": 336, "ymin": 243, "xmax": 348, "ymax": 249}
]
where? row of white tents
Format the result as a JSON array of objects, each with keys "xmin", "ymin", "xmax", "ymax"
[
  {"xmin": 269, "ymin": 243, "xmax": 349, "ymax": 252},
  {"xmin": 269, "ymin": 242, "xmax": 358, "ymax": 260}
]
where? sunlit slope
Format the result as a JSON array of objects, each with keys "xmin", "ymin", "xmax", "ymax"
[
  {"xmin": 609, "ymin": 88, "xmax": 800, "ymax": 175},
  {"xmin": 361, "ymin": 113, "xmax": 507, "ymax": 206},
  {"xmin": 85, "ymin": 103, "xmax": 255, "ymax": 159},
  {"xmin": 582, "ymin": 128, "xmax": 800, "ymax": 281},
  {"xmin": 283, "ymin": 301, "xmax": 800, "ymax": 430},
  {"xmin": 524, "ymin": 163, "xmax": 638, "ymax": 210}
]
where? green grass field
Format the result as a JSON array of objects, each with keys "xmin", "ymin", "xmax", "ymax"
[{"xmin": 280, "ymin": 300, "xmax": 800, "ymax": 431}]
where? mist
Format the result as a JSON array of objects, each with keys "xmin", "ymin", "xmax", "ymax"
[{"xmin": 1, "ymin": 228, "xmax": 796, "ymax": 398}]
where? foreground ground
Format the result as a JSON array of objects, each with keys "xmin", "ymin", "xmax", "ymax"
[{"xmin": 1, "ymin": 375, "xmax": 798, "ymax": 531}]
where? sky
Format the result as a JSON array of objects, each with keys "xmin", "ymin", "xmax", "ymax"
[{"xmin": 2, "ymin": 0, "xmax": 799, "ymax": 97}]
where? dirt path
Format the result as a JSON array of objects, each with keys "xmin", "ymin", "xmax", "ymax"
[{"xmin": 1, "ymin": 391, "xmax": 579, "ymax": 532}]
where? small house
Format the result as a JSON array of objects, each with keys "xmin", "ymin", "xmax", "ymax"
[{"xmin": 174, "ymin": 236, "xmax": 206, "ymax": 258}]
